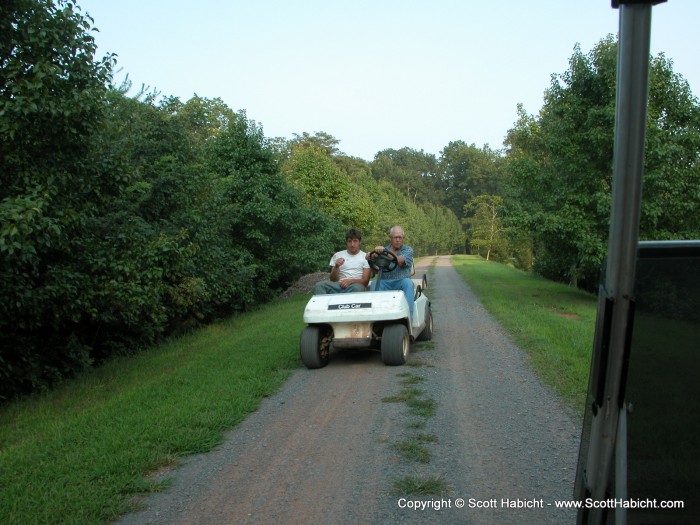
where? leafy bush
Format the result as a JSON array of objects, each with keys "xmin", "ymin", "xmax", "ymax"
[{"xmin": 0, "ymin": 3, "xmax": 340, "ymax": 401}]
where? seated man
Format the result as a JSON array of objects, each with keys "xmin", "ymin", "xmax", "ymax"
[
  {"xmin": 367, "ymin": 225, "xmax": 415, "ymax": 318},
  {"xmin": 313, "ymin": 228, "xmax": 371, "ymax": 294}
]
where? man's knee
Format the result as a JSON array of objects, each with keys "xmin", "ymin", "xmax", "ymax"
[
  {"xmin": 346, "ymin": 283, "xmax": 367, "ymax": 293},
  {"xmin": 314, "ymin": 281, "xmax": 334, "ymax": 294},
  {"xmin": 399, "ymin": 279, "xmax": 415, "ymax": 312},
  {"xmin": 399, "ymin": 278, "xmax": 414, "ymax": 296}
]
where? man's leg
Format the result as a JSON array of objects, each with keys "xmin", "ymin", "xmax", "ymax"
[
  {"xmin": 313, "ymin": 280, "xmax": 343, "ymax": 294},
  {"xmin": 375, "ymin": 279, "xmax": 414, "ymax": 317},
  {"xmin": 398, "ymin": 278, "xmax": 415, "ymax": 318},
  {"xmin": 344, "ymin": 283, "xmax": 368, "ymax": 293},
  {"xmin": 374, "ymin": 280, "xmax": 390, "ymax": 292}
]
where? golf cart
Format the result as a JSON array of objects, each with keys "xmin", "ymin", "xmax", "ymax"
[{"xmin": 300, "ymin": 250, "xmax": 433, "ymax": 368}]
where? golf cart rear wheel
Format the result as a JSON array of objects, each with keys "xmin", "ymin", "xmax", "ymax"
[
  {"xmin": 381, "ymin": 324, "xmax": 409, "ymax": 366},
  {"xmin": 416, "ymin": 305, "xmax": 433, "ymax": 341},
  {"xmin": 300, "ymin": 326, "xmax": 329, "ymax": 369}
]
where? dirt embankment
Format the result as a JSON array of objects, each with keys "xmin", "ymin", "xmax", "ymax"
[
  {"xmin": 116, "ymin": 256, "xmax": 580, "ymax": 525},
  {"xmin": 277, "ymin": 272, "xmax": 329, "ymax": 299}
]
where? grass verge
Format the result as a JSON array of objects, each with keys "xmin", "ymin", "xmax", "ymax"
[
  {"xmin": 451, "ymin": 255, "xmax": 595, "ymax": 410},
  {"xmin": 0, "ymin": 295, "xmax": 308, "ymax": 525}
]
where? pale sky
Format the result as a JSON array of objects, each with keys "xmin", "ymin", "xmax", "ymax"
[{"xmin": 76, "ymin": 0, "xmax": 699, "ymax": 161}]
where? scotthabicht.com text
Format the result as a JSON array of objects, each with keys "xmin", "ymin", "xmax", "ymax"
[{"xmin": 396, "ymin": 497, "xmax": 685, "ymax": 511}]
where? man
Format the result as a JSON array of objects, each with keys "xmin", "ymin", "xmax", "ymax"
[
  {"xmin": 313, "ymin": 228, "xmax": 371, "ymax": 294},
  {"xmin": 367, "ymin": 225, "xmax": 415, "ymax": 318}
]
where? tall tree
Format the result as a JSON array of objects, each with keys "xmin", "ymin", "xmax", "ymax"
[
  {"xmin": 1, "ymin": 0, "xmax": 114, "ymax": 229},
  {"xmin": 372, "ymin": 147, "xmax": 441, "ymax": 206},
  {"xmin": 463, "ymin": 195, "xmax": 506, "ymax": 261},
  {"xmin": 642, "ymin": 52, "xmax": 700, "ymax": 239},
  {"xmin": 506, "ymin": 36, "xmax": 700, "ymax": 289},
  {"xmin": 160, "ymin": 95, "xmax": 235, "ymax": 151},
  {"xmin": 423, "ymin": 204, "xmax": 465, "ymax": 256},
  {"xmin": 289, "ymin": 131, "xmax": 342, "ymax": 156},
  {"xmin": 438, "ymin": 141, "xmax": 507, "ymax": 218},
  {"xmin": 1, "ymin": 0, "xmax": 115, "ymax": 396},
  {"xmin": 281, "ymin": 144, "xmax": 373, "ymax": 233}
]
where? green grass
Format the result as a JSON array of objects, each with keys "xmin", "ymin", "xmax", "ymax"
[
  {"xmin": 413, "ymin": 341, "xmax": 435, "ymax": 352},
  {"xmin": 406, "ymin": 397, "xmax": 437, "ymax": 419},
  {"xmin": 397, "ymin": 373, "xmax": 425, "ymax": 386},
  {"xmin": 452, "ymin": 255, "xmax": 596, "ymax": 409},
  {"xmin": 381, "ymin": 387, "xmax": 425, "ymax": 404},
  {"xmin": 414, "ymin": 433, "xmax": 438, "ymax": 443},
  {"xmin": 406, "ymin": 358, "xmax": 434, "ymax": 368},
  {"xmin": 390, "ymin": 439, "xmax": 431, "ymax": 463},
  {"xmin": 392, "ymin": 475, "xmax": 450, "ymax": 496},
  {"xmin": 0, "ymin": 295, "xmax": 308, "ymax": 525}
]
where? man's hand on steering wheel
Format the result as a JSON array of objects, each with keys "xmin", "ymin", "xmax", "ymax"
[{"xmin": 367, "ymin": 249, "xmax": 398, "ymax": 273}]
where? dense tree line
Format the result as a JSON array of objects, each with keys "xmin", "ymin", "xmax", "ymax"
[
  {"xmin": 505, "ymin": 36, "xmax": 700, "ymax": 289},
  {"xmin": 369, "ymin": 145, "xmax": 506, "ymax": 232},
  {"xmin": 281, "ymin": 139, "xmax": 464, "ymax": 255},
  {"xmin": 0, "ymin": 0, "xmax": 463, "ymax": 400},
  {"xmin": 1, "ymin": 1, "xmax": 339, "ymax": 399},
  {"xmin": 387, "ymin": 38, "xmax": 699, "ymax": 282}
]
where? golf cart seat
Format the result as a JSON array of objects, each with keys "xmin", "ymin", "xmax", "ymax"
[
  {"xmin": 411, "ymin": 273, "xmax": 428, "ymax": 299},
  {"xmin": 412, "ymin": 267, "xmax": 428, "ymax": 301}
]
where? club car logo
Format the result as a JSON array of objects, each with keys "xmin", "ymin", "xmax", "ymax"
[{"xmin": 328, "ymin": 302, "xmax": 372, "ymax": 310}]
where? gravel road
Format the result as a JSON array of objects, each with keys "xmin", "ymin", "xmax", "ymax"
[{"xmin": 115, "ymin": 256, "xmax": 581, "ymax": 525}]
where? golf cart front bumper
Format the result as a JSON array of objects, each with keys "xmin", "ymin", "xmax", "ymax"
[{"xmin": 303, "ymin": 291, "xmax": 411, "ymax": 348}]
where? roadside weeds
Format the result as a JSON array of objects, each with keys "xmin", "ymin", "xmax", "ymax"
[{"xmin": 384, "ymin": 259, "xmax": 448, "ymax": 495}]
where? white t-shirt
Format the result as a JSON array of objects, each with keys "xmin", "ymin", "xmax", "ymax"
[{"xmin": 329, "ymin": 250, "xmax": 370, "ymax": 280}]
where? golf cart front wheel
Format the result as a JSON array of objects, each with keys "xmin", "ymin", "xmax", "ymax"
[
  {"xmin": 381, "ymin": 324, "xmax": 409, "ymax": 366},
  {"xmin": 300, "ymin": 326, "xmax": 329, "ymax": 369}
]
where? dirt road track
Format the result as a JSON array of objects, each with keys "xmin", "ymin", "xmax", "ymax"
[{"xmin": 115, "ymin": 256, "xmax": 580, "ymax": 525}]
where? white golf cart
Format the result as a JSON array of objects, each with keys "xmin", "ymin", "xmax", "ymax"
[{"xmin": 300, "ymin": 250, "xmax": 433, "ymax": 368}]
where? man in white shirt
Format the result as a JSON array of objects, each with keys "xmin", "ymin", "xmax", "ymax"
[{"xmin": 313, "ymin": 228, "xmax": 371, "ymax": 294}]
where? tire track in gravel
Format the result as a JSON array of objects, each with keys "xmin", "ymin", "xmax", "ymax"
[{"xmin": 114, "ymin": 256, "xmax": 581, "ymax": 525}]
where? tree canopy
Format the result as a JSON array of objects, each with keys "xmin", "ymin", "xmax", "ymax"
[
  {"xmin": 505, "ymin": 36, "xmax": 700, "ymax": 288},
  {"xmin": 0, "ymin": 1, "xmax": 465, "ymax": 400}
]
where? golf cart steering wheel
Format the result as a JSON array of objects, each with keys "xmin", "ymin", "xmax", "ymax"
[{"xmin": 368, "ymin": 249, "xmax": 398, "ymax": 273}]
